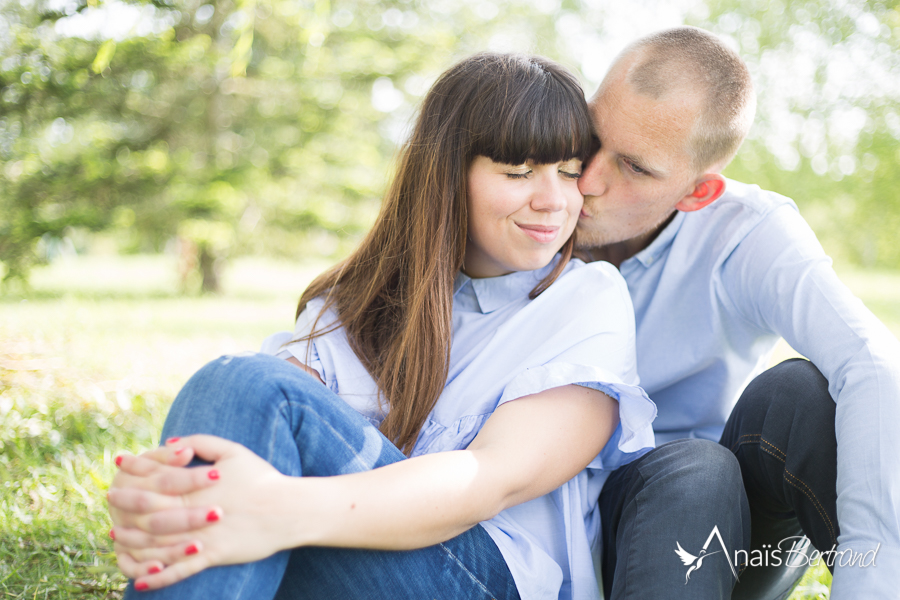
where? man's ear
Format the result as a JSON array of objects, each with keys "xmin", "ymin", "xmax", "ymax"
[{"xmin": 674, "ymin": 174, "xmax": 726, "ymax": 212}]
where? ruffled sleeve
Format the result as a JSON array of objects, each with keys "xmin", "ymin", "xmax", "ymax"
[
  {"xmin": 259, "ymin": 299, "xmax": 336, "ymax": 393},
  {"xmin": 497, "ymin": 362, "xmax": 656, "ymax": 470},
  {"xmin": 493, "ymin": 262, "xmax": 656, "ymax": 470}
]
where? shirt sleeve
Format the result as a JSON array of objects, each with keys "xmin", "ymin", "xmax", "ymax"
[
  {"xmin": 722, "ymin": 204, "xmax": 900, "ymax": 597},
  {"xmin": 497, "ymin": 262, "xmax": 657, "ymax": 470},
  {"xmin": 260, "ymin": 299, "xmax": 337, "ymax": 391}
]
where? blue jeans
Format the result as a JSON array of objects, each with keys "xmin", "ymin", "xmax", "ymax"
[
  {"xmin": 598, "ymin": 359, "xmax": 837, "ymax": 600},
  {"xmin": 124, "ymin": 353, "xmax": 520, "ymax": 600}
]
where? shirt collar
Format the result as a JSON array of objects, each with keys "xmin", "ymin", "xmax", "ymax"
[
  {"xmin": 628, "ymin": 210, "xmax": 686, "ymax": 269},
  {"xmin": 453, "ymin": 257, "xmax": 560, "ymax": 314}
]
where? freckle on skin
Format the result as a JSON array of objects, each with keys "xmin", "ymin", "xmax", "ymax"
[{"xmin": 351, "ymin": 503, "xmax": 356, "ymax": 509}]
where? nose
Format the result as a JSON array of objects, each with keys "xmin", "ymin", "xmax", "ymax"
[
  {"xmin": 578, "ymin": 151, "xmax": 608, "ymax": 197},
  {"xmin": 530, "ymin": 171, "xmax": 568, "ymax": 212}
]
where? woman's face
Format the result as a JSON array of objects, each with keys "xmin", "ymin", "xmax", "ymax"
[{"xmin": 464, "ymin": 155, "xmax": 584, "ymax": 278}]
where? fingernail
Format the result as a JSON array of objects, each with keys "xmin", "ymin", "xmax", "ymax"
[
  {"xmin": 185, "ymin": 543, "xmax": 199, "ymax": 555},
  {"xmin": 147, "ymin": 565, "xmax": 161, "ymax": 575},
  {"xmin": 207, "ymin": 469, "xmax": 219, "ymax": 480},
  {"xmin": 174, "ymin": 447, "xmax": 188, "ymax": 455},
  {"xmin": 166, "ymin": 437, "xmax": 181, "ymax": 444},
  {"xmin": 206, "ymin": 510, "xmax": 219, "ymax": 522},
  {"xmin": 135, "ymin": 581, "xmax": 149, "ymax": 591},
  {"xmin": 115, "ymin": 455, "xmax": 123, "ymax": 467},
  {"xmin": 109, "ymin": 529, "xmax": 115, "ymax": 540}
]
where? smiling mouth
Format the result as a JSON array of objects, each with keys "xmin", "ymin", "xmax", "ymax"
[{"xmin": 517, "ymin": 224, "xmax": 560, "ymax": 243}]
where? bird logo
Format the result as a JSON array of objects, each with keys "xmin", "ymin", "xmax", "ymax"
[
  {"xmin": 674, "ymin": 526, "xmax": 740, "ymax": 585},
  {"xmin": 675, "ymin": 542, "xmax": 721, "ymax": 584}
]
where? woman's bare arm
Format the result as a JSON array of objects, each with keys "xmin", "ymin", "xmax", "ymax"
[{"xmin": 109, "ymin": 384, "xmax": 618, "ymax": 589}]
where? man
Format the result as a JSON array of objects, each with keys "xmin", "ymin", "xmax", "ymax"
[{"xmin": 576, "ymin": 26, "xmax": 900, "ymax": 599}]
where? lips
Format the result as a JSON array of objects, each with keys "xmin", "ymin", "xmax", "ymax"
[
  {"xmin": 579, "ymin": 209, "xmax": 590, "ymax": 218},
  {"xmin": 517, "ymin": 223, "xmax": 560, "ymax": 243}
]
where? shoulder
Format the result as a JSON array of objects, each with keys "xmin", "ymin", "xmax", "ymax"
[
  {"xmin": 687, "ymin": 179, "xmax": 798, "ymax": 235},
  {"xmin": 714, "ymin": 179, "xmax": 798, "ymax": 216},
  {"xmin": 537, "ymin": 259, "xmax": 634, "ymax": 325},
  {"xmin": 559, "ymin": 258, "xmax": 627, "ymax": 289},
  {"xmin": 295, "ymin": 296, "xmax": 342, "ymax": 337},
  {"xmin": 677, "ymin": 179, "xmax": 814, "ymax": 263}
]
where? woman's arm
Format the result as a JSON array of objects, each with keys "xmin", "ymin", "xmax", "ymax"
[
  {"xmin": 285, "ymin": 356, "xmax": 325, "ymax": 384},
  {"xmin": 286, "ymin": 383, "xmax": 617, "ymax": 549},
  {"xmin": 110, "ymin": 384, "xmax": 617, "ymax": 589}
]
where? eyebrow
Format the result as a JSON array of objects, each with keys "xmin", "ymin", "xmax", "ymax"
[{"xmin": 619, "ymin": 152, "xmax": 662, "ymax": 176}]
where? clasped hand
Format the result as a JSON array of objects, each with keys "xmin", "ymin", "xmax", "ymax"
[{"xmin": 108, "ymin": 435, "xmax": 287, "ymax": 591}]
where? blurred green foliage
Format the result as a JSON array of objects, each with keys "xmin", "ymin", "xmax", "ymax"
[
  {"xmin": 703, "ymin": 0, "xmax": 900, "ymax": 269},
  {"xmin": 0, "ymin": 0, "xmax": 898, "ymax": 291}
]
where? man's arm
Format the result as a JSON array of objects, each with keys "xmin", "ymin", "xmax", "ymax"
[{"xmin": 723, "ymin": 204, "xmax": 900, "ymax": 596}]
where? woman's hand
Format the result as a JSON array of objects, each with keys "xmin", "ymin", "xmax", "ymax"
[
  {"xmin": 109, "ymin": 435, "xmax": 294, "ymax": 591},
  {"xmin": 108, "ymin": 442, "xmax": 221, "ymax": 583}
]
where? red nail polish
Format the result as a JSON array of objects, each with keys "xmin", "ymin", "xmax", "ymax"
[
  {"xmin": 206, "ymin": 510, "xmax": 219, "ymax": 522},
  {"xmin": 147, "ymin": 565, "xmax": 161, "ymax": 575},
  {"xmin": 207, "ymin": 469, "xmax": 219, "ymax": 480},
  {"xmin": 115, "ymin": 455, "xmax": 123, "ymax": 467},
  {"xmin": 185, "ymin": 543, "xmax": 199, "ymax": 555},
  {"xmin": 166, "ymin": 437, "xmax": 180, "ymax": 444},
  {"xmin": 109, "ymin": 529, "xmax": 115, "ymax": 540},
  {"xmin": 175, "ymin": 447, "xmax": 188, "ymax": 455},
  {"xmin": 135, "ymin": 581, "xmax": 149, "ymax": 591}
]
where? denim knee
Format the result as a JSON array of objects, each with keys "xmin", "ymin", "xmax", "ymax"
[
  {"xmin": 642, "ymin": 439, "xmax": 744, "ymax": 503},
  {"xmin": 163, "ymin": 353, "xmax": 308, "ymax": 441},
  {"xmin": 736, "ymin": 358, "xmax": 834, "ymax": 433}
]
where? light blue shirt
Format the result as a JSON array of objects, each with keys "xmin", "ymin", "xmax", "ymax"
[
  {"xmin": 262, "ymin": 259, "xmax": 657, "ymax": 600},
  {"xmin": 622, "ymin": 178, "xmax": 900, "ymax": 597}
]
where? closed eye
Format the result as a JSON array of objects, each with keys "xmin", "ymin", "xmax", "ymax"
[{"xmin": 623, "ymin": 158, "xmax": 648, "ymax": 176}]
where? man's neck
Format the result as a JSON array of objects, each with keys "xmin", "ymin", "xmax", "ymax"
[{"xmin": 584, "ymin": 212, "xmax": 677, "ymax": 269}]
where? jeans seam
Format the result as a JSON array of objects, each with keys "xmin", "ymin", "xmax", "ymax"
[
  {"xmin": 297, "ymin": 403, "xmax": 383, "ymax": 472},
  {"xmin": 730, "ymin": 434, "xmax": 837, "ymax": 546},
  {"xmin": 782, "ymin": 469, "xmax": 837, "ymax": 546},
  {"xmin": 437, "ymin": 542, "xmax": 497, "ymax": 599},
  {"xmin": 618, "ymin": 470, "xmax": 648, "ymax": 600}
]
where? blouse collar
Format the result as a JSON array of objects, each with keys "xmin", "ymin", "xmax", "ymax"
[{"xmin": 453, "ymin": 257, "xmax": 560, "ymax": 314}]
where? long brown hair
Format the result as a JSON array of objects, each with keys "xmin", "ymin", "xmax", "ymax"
[{"xmin": 296, "ymin": 53, "xmax": 593, "ymax": 454}]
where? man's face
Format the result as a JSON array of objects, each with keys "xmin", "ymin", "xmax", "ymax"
[{"xmin": 576, "ymin": 73, "xmax": 703, "ymax": 250}]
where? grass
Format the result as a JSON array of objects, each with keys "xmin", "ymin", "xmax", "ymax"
[
  {"xmin": 0, "ymin": 254, "xmax": 326, "ymax": 598},
  {"xmin": 2, "ymin": 254, "xmax": 898, "ymax": 598}
]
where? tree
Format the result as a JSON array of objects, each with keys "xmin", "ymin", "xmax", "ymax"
[
  {"xmin": 695, "ymin": 0, "xmax": 900, "ymax": 268},
  {"xmin": 0, "ymin": 0, "xmax": 587, "ymax": 290}
]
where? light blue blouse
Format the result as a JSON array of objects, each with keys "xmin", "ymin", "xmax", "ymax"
[{"xmin": 261, "ymin": 258, "xmax": 657, "ymax": 600}]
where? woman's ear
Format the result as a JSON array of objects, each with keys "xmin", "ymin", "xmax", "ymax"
[{"xmin": 675, "ymin": 174, "xmax": 726, "ymax": 212}]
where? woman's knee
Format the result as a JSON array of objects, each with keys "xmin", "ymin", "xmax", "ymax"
[{"xmin": 164, "ymin": 353, "xmax": 303, "ymax": 435}]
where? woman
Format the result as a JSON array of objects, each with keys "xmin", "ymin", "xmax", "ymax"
[{"xmin": 108, "ymin": 52, "xmax": 656, "ymax": 600}]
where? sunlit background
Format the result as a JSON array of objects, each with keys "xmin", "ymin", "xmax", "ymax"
[
  {"xmin": 2, "ymin": 0, "xmax": 899, "ymax": 289},
  {"xmin": 1, "ymin": 0, "xmax": 898, "ymax": 597}
]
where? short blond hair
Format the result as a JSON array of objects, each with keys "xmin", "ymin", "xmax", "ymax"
[{"xmin": 616, "ymin": 27, "xmax": 756, "ymax": 172}]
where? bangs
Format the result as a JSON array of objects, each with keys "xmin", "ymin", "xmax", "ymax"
[{"xmin": 469, "ymin": 60, "xmax": 593, "ymax": 166}]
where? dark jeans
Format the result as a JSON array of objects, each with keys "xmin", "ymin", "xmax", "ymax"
[{"xmin": 598, "ymin": 358, "xmax": 838, "ymax": 599}]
